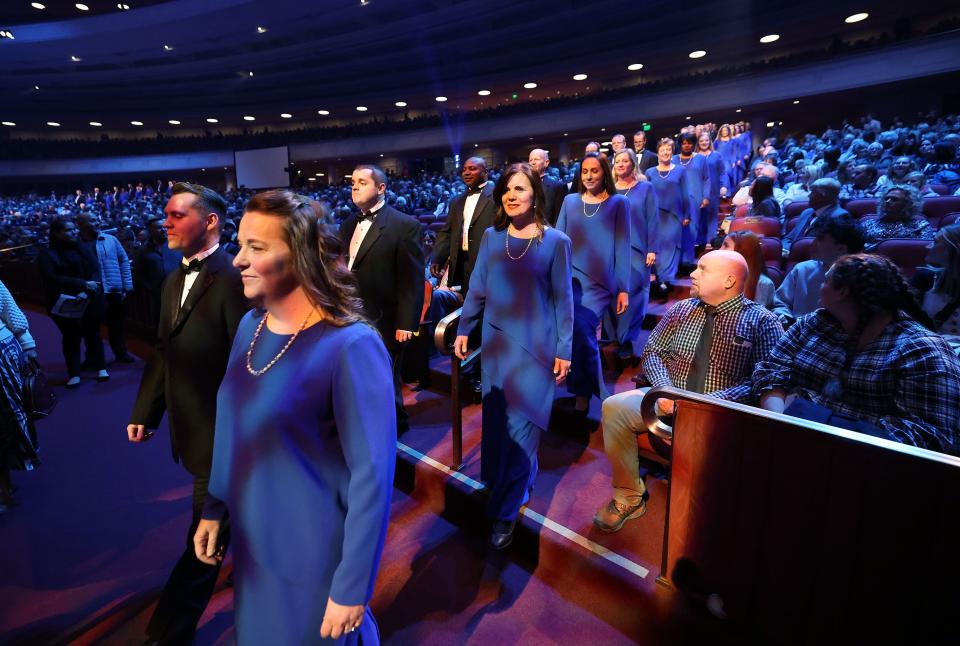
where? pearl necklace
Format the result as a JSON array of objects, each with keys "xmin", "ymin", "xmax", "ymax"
[
  {"xmin": 657, "ymin": 166, "xmax": 672, "ymax": 179},
  {"xmin": 505, "ymin": 230, "xmax": 535, "ymax": 260},
  {"xmin": 582, "ymin": 193, "xmax": 608, "ymax": 217},
  {"xmin": 246, "ymin": 311, "xmax": 313, "ymax": 376},
  {"xmin": 679, "ymin": 155, "xmax": 693, "ymax": 166}
]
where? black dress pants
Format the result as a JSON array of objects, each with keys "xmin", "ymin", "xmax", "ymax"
[
  {"xmin": 51, "ymin": 311, "xmax": 104, "ymax": 377},
  {"xmin": 146, "ymin": 475, "xmax": 229, "ymax": 645},
  {"xmin": 104, "ymin": 292, "xmax": 129, "ymax": 359}
]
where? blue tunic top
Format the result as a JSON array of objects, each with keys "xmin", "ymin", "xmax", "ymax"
[
  {"xmin": 458, "ymin": 227, "xmax": 574, "ymax": 429},
  {"xmin": 206, "ymin": 312, "xmax": 396, "ymax": 607},
  {"xmin": 673, "ymin": 154, "xmax": 710, "ymax": 209},
  {"xmin": 647, "ymin": 165, "xmax": 694, "ymax": 224},
  {"xmin": 555, "ymin": 193, "xmax": 631, "ymax": 313},
  {"xmin": 617, "ymin": 182, "xmax": 658, "ymax": 273},
  {"xmin": 700, "ymin": 150, "xmax": 728, "ymax": 200}
]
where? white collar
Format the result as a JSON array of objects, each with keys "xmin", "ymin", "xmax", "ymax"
[{"xmin": 183, "ymin": 242, "xmax": 219, "ymax": 265}]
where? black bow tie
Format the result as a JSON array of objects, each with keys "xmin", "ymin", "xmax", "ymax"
[
  {"xmin": 359, "ymin": 209, "xmax": 379, "ymax": 221},
  {"xmin": 181, "ymin": 259, "xmax": 204, "ymax": 274},
  {"xmin": 466, "ymin": 185, "xmax": 484, "ymax": 196}
]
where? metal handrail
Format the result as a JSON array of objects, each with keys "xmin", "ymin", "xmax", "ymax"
[
  {"xmin": 0, "ymin": 243, "xmax": 35, "ymax": 254},
  {"xmin": 433, "ymin": 307, "xmax": 481, "ymax": 470}
]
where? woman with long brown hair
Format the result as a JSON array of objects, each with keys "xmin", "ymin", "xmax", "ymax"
[
  {"xmin": 721, "ymin": 230, "xmax": 776, "ymax": 308},
  {"xmin": 455, "ymin": 163, "xmax": 574, "ymax": 549},
  {"xmin": 194, "ymin": 190, "xmax": 396, "ymax": 643}
]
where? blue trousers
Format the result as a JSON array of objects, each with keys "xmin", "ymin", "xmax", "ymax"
[{"xmin": 481, "ymin": 389, "xmax": 543, "ymax": 522}]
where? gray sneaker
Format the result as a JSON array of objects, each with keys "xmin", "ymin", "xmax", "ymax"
[{"xmin": 593, "ymin": 496, "xmax": 647, "ymax": 533}]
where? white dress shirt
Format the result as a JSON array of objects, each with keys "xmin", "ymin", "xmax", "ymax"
[
  {"xmin": 461, "ymin": 182, "xmax": 487, "ymax": 251},
  {"xmin": 348, "ymin": 199, "xmax": 384, "ymax": 270},
  {"xmin": 180, "ymin": 243, "xmax": 220, "ymax": 307}
]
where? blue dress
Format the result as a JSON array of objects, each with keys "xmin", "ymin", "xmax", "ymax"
[
  {"xmin": 556, "ymin": 193, "xmax": 631, "ymax": 399},
  {"xmin": 673, "ymin": 154, "xmax": 710, "ymax": 262},
  {"xmin": 700, "ymin": 151, "xmax": 728, "ymax": 246},
  {"xmin": 717, "ymin": 138, "xmax": 741, "ymax": 190},
  {"xmin": 647, "ymin": 166, "xmax": 693, "ymax": 283},
  {"xmin": 612, "ymin": 182, "xmax": 658, "ymax": 355},
  {"xmin": 205, "ymin": 312, "xmax": 396, "ymax": 645},
  {"xmin": 458, "ymin": 227, "xmax": 574, "ymax": 521}
]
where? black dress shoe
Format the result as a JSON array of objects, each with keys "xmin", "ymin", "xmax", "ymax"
[{"xmin": 489, "ymin": 519, "xmax": 516, "ymax": 550}]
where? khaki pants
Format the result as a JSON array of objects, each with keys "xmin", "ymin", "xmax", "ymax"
[{"xmin": 601, "ymin": 387, "xmax": 653, "ymax": 505}]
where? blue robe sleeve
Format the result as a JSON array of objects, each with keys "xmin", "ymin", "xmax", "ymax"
[
  {"xmin": 699, "ymin": 157, "xmax": 710, "ymax": 206},
  {"xmin": 329, "ymin": 330, "xmax": 397, "ymax": 606},
  {"xmin": 555, "ymin": 196, "xmax": 569, "ymax": 234},
  {"xmin": 613, "ymin": 196, "xmax": 631, "ymax": 294},
  {"xmin": 644, "ymin": 183, "xmax": 658, "ymax": 255},
  {"xmin": 677, "ymin": 169, "xmax": 693, "ymax": 223},
  {"xmin": 457, "ymin": 229, "xmax": 490, "ymax": 338},
  {"xmin": 551, "ymin": 234, "xmax": 574, "ymax": 361}
]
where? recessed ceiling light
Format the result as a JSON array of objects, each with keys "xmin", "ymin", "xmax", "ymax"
[
  {"xmin": 627, "ymin": 63, "xmax": 644, "ymax": 71},
  {"xmin": 600, "ymin": 127, "xmax": 606, "ymax": 132},
  {"xmin": 75, "ymin": 3, "xmax": 89, "ymax": 10},
  {"xmin": 395, "ymin": 101, "xmax": 407, "ymax": 107},
  {"xmin": 380, "ymin": 153, "xmax": 384, "ymax": 158},
  {"xmin": 70, "ymin": 55, "xmax": 82, "ymax": 62},
  {"xmin": 168, "ymin": 119, "xmax": 180, "ymax": 125},
  {"xmin": 686, "ymin": 116, "xmax": 692, "ymax": 120},
  {"xmin": 845, "ymin": 12, "xmax": 869, "ymax": 23},
  {"xmin": 247, "ymin": 71, "xmax": 254, "ymax": 77},
  {"xmin": 2, "ymin": 121, "xmax": 15, "ymax": 127},
  {"xmin": 280, "ymin": 113, "xmax": 292, "ymax": 118},
  {"xmin": 318, "ymin": 109, "xmax": 330, "ymax": 115},
  {"xmin": 0, "ymin": 31, "xmax": 13, "ymax": 40},
  {"xmin": 793, "ymin": 99, "xmax": 800, "ymax": 104},
  {"xmin": 243, "ymin": 115, "xmax": 255, "ymax": 121},
  {"xmin": 163, "ymin": 44, "xmax": 174, "ymax": 51},
  {"xmin": 766, "ymin": 121, "xmax": 775, "ymax": 127},
  {"xmin": 131, "ymin": 120, "xmax": 143, "ymax": 126},
  {"xmin": 435, "ymin": 96, "xmax": 448, "ymax": 102},
  {"xmin": 89, "ymin": 121, "xmax": 101, "ymax": 126},
  {"xmin": 572, "ymin": 73, "xmax": 588, "ymax": 81},
  {"xmin": 760, "ymin": 34, "xmax": 780, "ymax": 44},
  {"xmin": 523, "ymin": 82, "xmax": 537, "ymax": 89},
  {"xmin": 33, "ymin": 85, "xmax": 39, "ymax": 90},
  {"xmin": 563, "ymin": 133, "xmax": 568, "ymax": 136},
  {"xmin": 117, "ymin": 3, "xmax": 130, "ymax": 9},
  {"xmin": 206, "ymin": 118, "xmax": 218, "ymax": 123},
  {"xmin": 355, "ymin": 106, "xmax": 367, "ymax": 112},
  {"xmin": 735, "ymin": 108, "xmax": 742, "ymax": 113},
  {"xmin": 477, "ymin": 90, "xmax": 491, "ymax": 96},
  {"xmin": 256, "ymin": 26, "xmax": 267, "ymax": 34},
  {"xmin": 31, "ymin": 2, "xmax": 46, "ymax": 9},
  {"xmin": 47, "ymin": 121, "xmax": 60, "ymax": 127},
  {"xmin": 689, "ymin": 50, "xmax": 706, "ymax": 59}
]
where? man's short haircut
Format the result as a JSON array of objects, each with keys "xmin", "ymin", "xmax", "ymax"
[
  {"xmin": 171, "ymin": 182, "xmax": 227, "ymax": 228},
  {"xmin": 353, "ymin": 164, "xmax": 388, "ymax": 187},
  {"xmin": 810, "ymin": 177, "xmax": 842, "ymax": 200},
  {"xmin": 633, "ymin": 130, "xmax": 646, "ymax": 139},
  {"xmin": 815, "ymin": 215, "xmax": 865, "ymax": 253}
]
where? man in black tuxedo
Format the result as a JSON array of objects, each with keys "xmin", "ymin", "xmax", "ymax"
[
  {"xmin": 633, "ymin": 130, "xmax": 659, "ymax": 174},
  {"xmin": 340, "ymin": 164, "xmax": 424, "ymax": 434},
  {"xmin": 528, "ymin": 148, "xmax": 568, "ymax": 226},
  {"xmin": 127, "ymin": 182, "xmax": 247, "ymax": 645},
  {"xmin": 430, "ymin": 157, "xmax": 497, "ymax": 296}
]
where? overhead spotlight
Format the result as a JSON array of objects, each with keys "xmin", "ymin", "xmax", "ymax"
[
  {"xmin": 280, "ymin": 113, "xmax": 292, "ymax": 118},
  {"xmin": 572, "ymin": 73, "xmax": 588, "ymax": 81},
  {"xmin": 33, "ymin": 85, "xmax": 39, "ymax": 90},
  {"xmin": 317, "ymin": 109, "xmax": 330, "ymax": 115},
  {"xmin": 686, "ymin": 116, "xmax": 692, "ymax": 120},
  {"xmin": 243, "ymin": 115, "xmax": 255, "ymax": 121},
  {"xmin": 168, "ymin": 119, "xmax": 180, "ymax": 125},
  {"xmin": 247, "ymin": 71, "xmax": 254, "ymax": 77},
  {"xmin": 689, "ymin": 50, "xmax": 706, "ymax": 58},
  {"xmin": 1, "ymin": 121, "xmax": 16, "ymax": 127},
  {"xmin": 317, "ymin": 173, "xmax": 325, "ymax": 177},
  {"xmin": 31, "ymin": 3, "xmax": 46, "ymax": 9},
  {"xmin": 766, "ymin": 121, "xmax": 775, "ymax": 127},
  {"xmin": 70, "ymin": 55, "xmax": 82, "ymax": 62},
  {"xmin": 600, "ymin": 127, "xmax": 606, "ymax": 132},
  {"xmin": 563, "ymin": 133, "xmax": 568, "ymax": 136},
  {"xmin": 89, "ymin": 121, "xmax": 102, "ymax": 126},
  {"xmin": 131, "ymin": 120, "xmax": 143, "ymax": 126},
  {"xmin": 394, "ymin": 101, "xmax": 407, "ymax": 107},
  {"xmin": 477, "ymin": 89, "xmax": 491, "ymax": 96},
  {"xmin": 0, "ymin": 31, "xmax": 13, "ymax": 39},
  {"xmin": 355, "ymin": 106, "xmax": 368, "ymax": 112},
  {"xmin": 256, "ymin": 26, "xmax": 268, "ymax": 34},
  {"xmin": 793, "ymin": 99, "xmax": 800, "ymax": 104},
  {"xmin": 47, "ymin": 121, "xmax": 61, "ymax": 127},
  {"xmin": 117, "ymin": 3, "xmax": 130, "ymax": 9},
  {"xmin": 845, "ymin": 12, "xmax": 869, "ymax": 23},
  {"xmin": 735, "ymin": 108, "xmax": 742, "ymax": 113},
  {"xmin": 380, "ymin": 154, "xmax": 384, "ymax": 158},
  {"xmin": 435, "ymin": 96, "xmax": 448, "ymax": 102},
  {"xmin": 523, "ymin": 82, "xmax": 537, "ymax": 89},
  {"xmin": 206, "ymin": 118, "xmax": 218, "ymax": 123},
  {"xmin": 75, "ymin": 3, "xmax": 89, "ymax": 10},
  {"xmin": 163, "ymin": 44, "xmax": 174, "ymax": 51},
  {"xmin": 759, "ymin": 34, "xmax": 780, "ymax": 43},
  {"xmin": 474, "ymin": 143, "xmax": 478, "ymax": 147},
  {"xmin": 627, "ymin": 63, "xmax": 644, "ymax": 71}
]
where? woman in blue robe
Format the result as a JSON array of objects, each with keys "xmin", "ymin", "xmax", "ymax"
[
  {"xmin": 698, "ymin": 131, "xmax": 728, "ymax": 247},
  {"xmin": 556, "ymin": 153, "xmax": 630, "ymax": 412},
  {"xmin": 611, "ymin": 149, "xmax": 658, "ymax": 359},
  {"xmin": 195, "ymin": 191, "xmax": 396, "ymax": 644},
  {"xmin": 456, "ymin": 163, "xmax": 574, "ymax": 550},
  {"xmin": 673, "ymin": 132, "xmax": 711, "ymax": 264},
  {"xmin": 647, "ymin": 138, "xmax": 694, "ymax": 290},
  {"xmin": 716, "ymin": 124, "xmax": 740, "ymax": 189}
]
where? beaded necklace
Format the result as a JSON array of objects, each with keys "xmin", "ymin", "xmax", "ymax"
[{"xmin": 246, "ymin": 311, "xmax": 313, "ymax": 376}]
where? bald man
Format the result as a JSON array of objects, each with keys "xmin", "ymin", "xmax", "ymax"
[
  {"xmin": 593, "ymin": 250, "xmax": 783, "ymax": 532},
  {"xmin": 528, "ymin": 148, "xmax": 568, "ymax": 225}
]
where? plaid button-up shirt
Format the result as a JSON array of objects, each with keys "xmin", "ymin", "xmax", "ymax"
[
  {"xmin": 752, "ymin": 310, "xmax": 960, "ymax": 454},
  {"xmin": 641, "ymin": 294, "xmax": 783, "ymax": 402}
]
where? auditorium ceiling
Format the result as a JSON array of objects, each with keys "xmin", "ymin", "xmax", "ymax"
[{"xmin": 0, "ymin": 0, "xmax": 958, "ymax": 134}]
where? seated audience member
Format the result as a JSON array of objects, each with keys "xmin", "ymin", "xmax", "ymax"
[
  {"xmin": 860, "ymin": 184, "xmax": 934, "ymax": 251},
  {"xmin": 746, "ymin": 176, "xmax": 782, "ymax": 222},
  {"xmin": 926, "ymin": 142, "xmax": 960, "ymax": 193},
  {"xmin": 903, "ymin": 171, "xmax": 940, "ymax": 198},
  {"xmin": 876, "ymin": 156, "xmax": 915, "ymax": 189},
  {"xmin": 754, "ymin": 254, "xmax": 960, "ymax": 456},
  {"xmin": 782, "ymin": 163, "xmax": 822, "ymax": 207},
  {"xmin": 911, "ymin": 224, "xmax": 960, "ymax": 354},
  {"xmin": 721, "ymin": 231, "xmax": 775, "ymax": 309},
  {"xmin": 773, "ymin": 216, "xmax": 865, "ymax": 325},
  {"xmin": 782, "ymin": 178, "xmax": 848, "ymax": 255},
  {"xmin": 593, "ymin": 251, "xmax": 783, "ymax": 532},
  {"xmin": 839, "ymin": 163, "xmax": 880, "ymax": 201},
  {"xmin": 731, "ymin": 163, "xmax": 785, "ymax": 207}
]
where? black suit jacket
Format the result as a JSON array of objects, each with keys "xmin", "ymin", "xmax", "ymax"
[
  {"xmin": 430, "ymin": 183, "xmax": 497, "ymax": 290},
  {"xmin": 637, "ymin": 149, "xmax": 658, "ymax": 174},
  {"xmin": 130, "ymin": 247, "xmax": 247, "ymax": 477},
  {"xmin": 541, "ymin": 176, "xmax": 568, "ymax": 226},
  {"xmin": 340, "ymin": 205, "xmax": 424, "ymax": 351}
]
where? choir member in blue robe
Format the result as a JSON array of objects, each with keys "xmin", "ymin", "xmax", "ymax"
[
  {"xmin": 611, "ymin": 149, "xmax": 658, "ymax": 358},
  {"xmin": 698, "ymin": 131, "xmax": 728, "ymax": 247},
  {"xmin": 673, "ymin": 132, "xmax": 711, "ymax": 264},
  {"xmin": 195, "ymin": 190, "xmax": 395, "ymax": 644},
  {"xmin": 556, "ymin": 153, "xmax": 630, "ymax": 412},
  {"xmin": 716, "ymin": 124, "xmax": 741, "ymax": 189},
  {"xmin": 647, "ymin": 138, "xmax": 694, "ymax": 290},
  {"xmin": 456, "ymin": 163, "xmax": 574, "ymax": 550}
]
